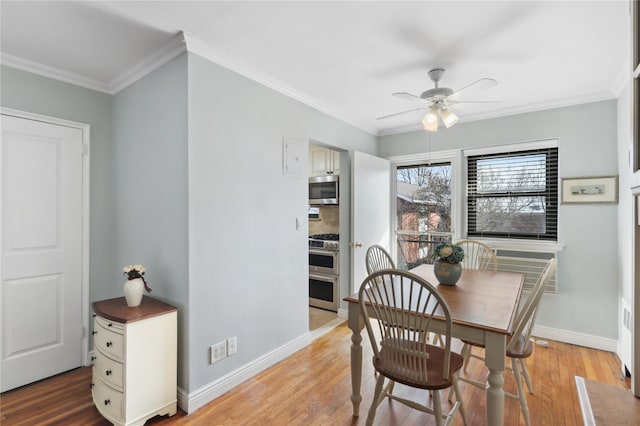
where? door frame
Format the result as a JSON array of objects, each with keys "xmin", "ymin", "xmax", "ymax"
[{"xmin": 1, "ymin": 107, "xmax": 91, "ymax": 366}]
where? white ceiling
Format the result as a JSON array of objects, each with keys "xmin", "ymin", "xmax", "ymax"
[{"xmin": 0, "ymin": 1, "xmax": 631, "ymax": 136}]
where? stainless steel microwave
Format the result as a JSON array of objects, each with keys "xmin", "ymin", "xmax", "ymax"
[{"xmin": 309, "ymin": 175, "xmax": 339, "ymax": 205}]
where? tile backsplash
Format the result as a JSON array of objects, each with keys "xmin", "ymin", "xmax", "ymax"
[{"xmin": 308, "ymin": 205, "xmax": 339, "ymax": 235}]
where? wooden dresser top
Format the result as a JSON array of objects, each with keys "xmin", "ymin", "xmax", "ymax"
[{"xmin": 92, "ymin": 297, "xmax": 177, "ymax": 323}]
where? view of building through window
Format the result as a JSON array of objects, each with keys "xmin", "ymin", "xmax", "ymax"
[{"xmin": 396, "ymin": 162, "xmax": 452, "ymax": 269}]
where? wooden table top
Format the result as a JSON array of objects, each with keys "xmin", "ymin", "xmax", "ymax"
[{"xmin": 345, "ymin": 264, "xmax": 524, "ymax": 336}]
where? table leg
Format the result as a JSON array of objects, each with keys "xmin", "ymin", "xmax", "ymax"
[
  {"xmin": 484, "ymin": 332, "xmax": 507, "ymax": 426},
  {"xmin": 348, "ymin": 302, "xmax": 364, "ymax": 417}
]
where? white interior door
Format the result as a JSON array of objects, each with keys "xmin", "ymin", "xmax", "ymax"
[
  {"xmin": 351, "ymin": 151, "xmax": 390, "ymax": 293},
  {"xmin": 1, "ymin": 114, "xmax": 84, "ymax": 391}
]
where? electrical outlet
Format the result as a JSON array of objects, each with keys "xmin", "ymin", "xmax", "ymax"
[
  {"xmin": 227, "ymin": 336, "xmax": 237, "ymax": 355},
  {"xmin": 210, "ymin": 341, "xmax": 227, "ymax": 364}
]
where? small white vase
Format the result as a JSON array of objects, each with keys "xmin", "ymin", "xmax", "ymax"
[{"xmin": 124, "ymin": 277, "xmax": 144, "ymax": 307}]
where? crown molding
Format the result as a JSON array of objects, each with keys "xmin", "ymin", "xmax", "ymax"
[
  {"xmin": 1, "ymin": 32, "xmax": 187, "ymax": 95},
  {"xmin": 0, "ymin": 52, "xmax": 111, "ymax": 93},
  {"xmin": 1, "ymin": 30, "xmax": 624, "ymax": 138},
  {"xmin": 610, "ymin": 61, "xmax": 632, "ymax": 97},
  {"xmin": 181, "ymin": 33, "xmax": 377, "ymax": 136},
  {"xmin": 109, "ymin": 32, "xmax": 187, "ymax": 94}
]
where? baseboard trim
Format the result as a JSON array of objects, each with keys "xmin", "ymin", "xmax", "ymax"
[
  {"xmin": 180, "ymin": 332, "xmax": 313, "ymax": 413},
  {"xmin": 533, "ymin": 325, "xmax": 617, "ymax": 352},
  {"xmin": 179, "ymin": 324, "xmax": 617, "ymax": 413},
  {"xmin": 337, "ymin": 307, "xmax": 348, "ymax": 319}
]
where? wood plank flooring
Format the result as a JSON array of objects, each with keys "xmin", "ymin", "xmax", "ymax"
[
  {"xmin": 309, "ymin": 307, "xmax": 338, "ymax": 330},
  {"xmin": 0, "ymin": 322, "xmax": 631, "ymax": 425}
]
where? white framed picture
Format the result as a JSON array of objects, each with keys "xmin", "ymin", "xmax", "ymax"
[{"xmin": 561, "ymin": 176, "xmax": 618, "ymax": 204}]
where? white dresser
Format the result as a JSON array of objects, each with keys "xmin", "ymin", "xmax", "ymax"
[{"xmin": 92, "ymin": 297, "xmax": 177, "ymax": 426}]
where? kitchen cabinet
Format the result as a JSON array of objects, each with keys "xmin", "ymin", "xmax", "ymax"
[
  {"xmin": 309, "ymin": 146, "xmax": 340, "ymax": 176},
  {"xmin": 92, "ymin": 297, "xmax": 177, "ymax": 426}
]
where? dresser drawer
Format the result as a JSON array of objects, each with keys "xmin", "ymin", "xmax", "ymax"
[
  {"xmin": 92, "ymin": 377, "xmax": 124, "ymax": 423},
  {"xmin": 94, "ymin": 349, "xmax": 124, "ymax": 391},
  {"xmin": 94, "ymin": 316, "xmax": 124, "ymax": 360}
]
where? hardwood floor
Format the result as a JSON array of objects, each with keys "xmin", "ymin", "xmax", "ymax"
[
  {"xmin": 0, "ymin": 322, "xmax": 631, "ymax": 425},
  {"xmin": 309, "ymin": 306, "xmax": 338, "ymax": 330}
]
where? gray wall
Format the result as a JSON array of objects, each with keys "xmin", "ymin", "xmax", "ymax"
[
  {"xmin": 112, "ymin": 54, "xmax": 190, "ymax": 388},
  {"xmin": 1, "ymin": 56, "xmax": 377, "ymax": 395},
  {"xmin": 10, "ymin": 54, "xmax": 621, "ymax": 394},
  {"xmin": 186, "ymin": 52, "xmax": 376, "ymax": 391},
  {"xmin": 0, "ymin": 65, "xmax": 115, "ymax": 310},
  {"xmin": 379, "ymin": 101, "xmax": 619, "ymax": 339}
]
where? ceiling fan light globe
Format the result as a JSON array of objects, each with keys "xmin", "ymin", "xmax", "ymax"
[
  {"xmin": 422, "ymin": 107, "xmax": 439, "ymax": 131},
  {"xmin": 422, "ymin": 116, "xmax": 438, "ymax": 132},
  {"xmin": 423, "ymin": 107, "xmax": 438, "ymax": 122},
  {"xmin": 441, "ymin": 109, "xmax": 459, "ymax": 128},
  {"xmin": 423, "ymin": 121, "xmax": 438, "ymax": 132}
]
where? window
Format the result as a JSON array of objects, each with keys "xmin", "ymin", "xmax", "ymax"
[
  {"xmin": 467, "ymin": 146, "xmax": 558, "ymax": 240},
  {"xmin": 396, "ymin": 162, "xmax": 453, "ymax": 269}
]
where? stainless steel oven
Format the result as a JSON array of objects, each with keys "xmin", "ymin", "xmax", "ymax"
[
  {"xmin": 309, "ymin": 272, "xmax": 338, "ymax": 311},
  {"xmin": 309, "ymin": 248, "xmax": 339, "ymax": 275},
  {"xmin": 309, "ymin": 234, "xmax": 339, "ymax": 312}
]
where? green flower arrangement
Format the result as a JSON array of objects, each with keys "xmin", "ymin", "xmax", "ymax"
[{"xmin": 432, "ymin": 242, "xmax": 465, "ymax": 264}]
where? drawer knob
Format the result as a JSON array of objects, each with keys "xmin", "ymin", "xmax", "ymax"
[
  {"xmin": 106, "ymin": 341, "xmax": 112, "ymax": 347},
  {"xmin": 105, "ymin": 369, "xmax": 112, "ymax": 376},
  {"xmin": 104, "ymin": 399, "xmax": 110, "ymax": 406},
  {"xmin": 92, "ymin": 331, "xmax": 97, "ymax": 335},
  {"xmin": 91, "ymin": 356, "xmax": 96, "ymax": 361},
  {"xmin": 108, "ymin": 323, "xmax": 113, "ymax": 327}
]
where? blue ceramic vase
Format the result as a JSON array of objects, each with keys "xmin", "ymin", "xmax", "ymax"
[{"xmin": 433, "ymin": 259, "xmax": 462, "ymax": 285}]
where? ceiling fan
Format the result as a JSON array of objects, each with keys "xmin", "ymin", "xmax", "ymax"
[{"xmin": 378, "ymin": 68, "xmax": 498, "ymax": 131}]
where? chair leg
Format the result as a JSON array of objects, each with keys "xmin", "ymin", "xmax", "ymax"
[
  {"xmin": 366, "ymin": 374, "xmax": 386, "ymax": 426},
  {"xmin": 432, "ymin": 389, "xmax": 443, "ymax": 426},
  {"xmin": 384, "ymin": 379, "xmax": 395, "ymax": 395},
  {"xmin": 447, "ymin": 385, "xmax": 454, "ymax": 402},
  {"xmin": 511, "ymin": 357, "xmax": 531, "ymax": 426},
  {"xmin": 452, "ymin": 373, "xmax": 468, "ymax": 426},
  {"xmin": 462, "ymin": 343, "xmax": 471, "ymax": 373},
  {"xmin": 519, "ymin": 359, "xmax": 533, "ymax": 394}
]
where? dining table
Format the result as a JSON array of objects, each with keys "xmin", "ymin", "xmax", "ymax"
[{"xmin": 344, "ymin": 263, "xmax": 525, "ymax": 426}]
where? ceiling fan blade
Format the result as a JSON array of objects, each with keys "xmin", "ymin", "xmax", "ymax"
[
  {"xmin": 449, "ymin": 100, "xmax": 501, "ymax": 104},
  {"xmin": 450, "ymin": 78, "xmax": 497, "ymax": 100},
  {"xmin": 377, "ymin": 107, "xmax": 427, "ymax": 120},
  {"xmin": 392, "ymin": 92, "xmax": 426, "ymax": 102}
]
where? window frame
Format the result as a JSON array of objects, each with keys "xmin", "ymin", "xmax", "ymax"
[
  {"xmin": 389, "ymin": 150, "xmax": 462, "ymax": 263},
  {"xmin": 464, "ymin": 140, "xmax": 559, "ymax": 241}
]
